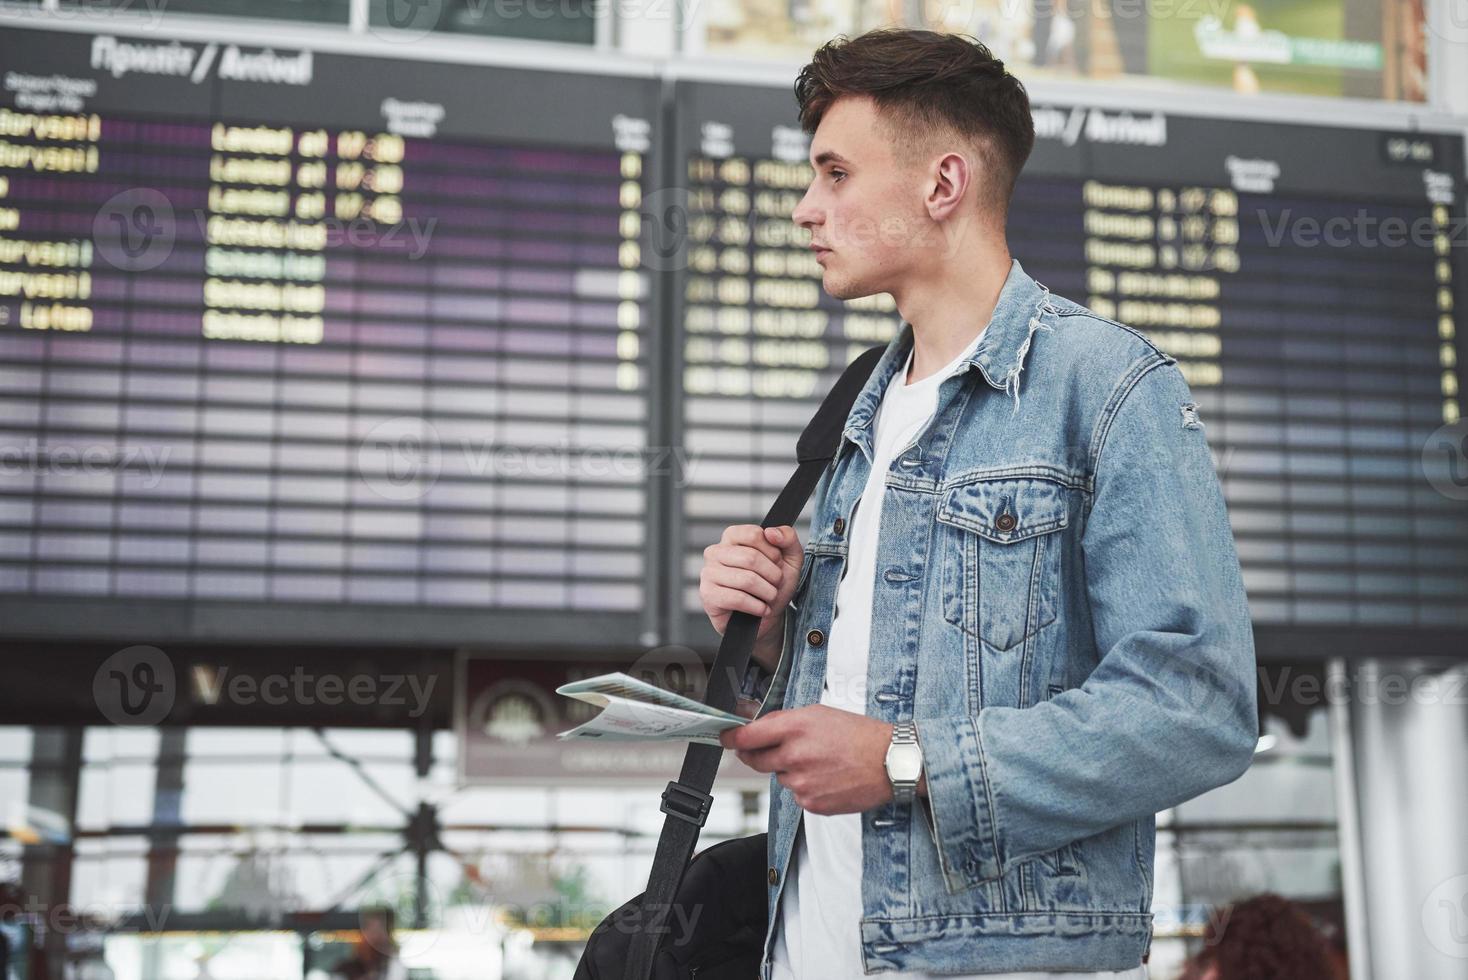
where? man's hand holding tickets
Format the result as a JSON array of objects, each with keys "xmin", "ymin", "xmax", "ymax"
[{"xmin": 719, "ymin": 705, "xmax": 926, "ymax": 815}]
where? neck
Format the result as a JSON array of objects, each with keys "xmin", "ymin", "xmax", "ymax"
[{"xmin": 892, "ymin": 240, "xmax": 1012, "ymax": 385}]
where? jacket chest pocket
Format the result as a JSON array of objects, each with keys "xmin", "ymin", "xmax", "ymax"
[{"xmin": 936, "ymin": 477, "xmax": 1069, "ymax": 652}]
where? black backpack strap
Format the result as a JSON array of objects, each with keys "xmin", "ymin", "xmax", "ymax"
[{"xmin": 622, "ymin": 343, "xmax": 888, "ymax": 980}]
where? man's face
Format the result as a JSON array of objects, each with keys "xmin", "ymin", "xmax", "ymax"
[{"xmin": 791, "ymin": 95, "xmax": 940, "ymax": 300}]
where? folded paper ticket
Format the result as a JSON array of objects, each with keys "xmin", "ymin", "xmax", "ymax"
[{"xmin": 555, "ymin": 671, "xmax": 750, "ymax": 744}]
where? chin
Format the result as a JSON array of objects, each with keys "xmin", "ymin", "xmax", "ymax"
[{"xmin": 822, "ymin": 272, "xmax": 880, "ymax": 302}]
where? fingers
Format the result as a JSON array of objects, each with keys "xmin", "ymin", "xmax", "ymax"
[
  {"xmin": 735, "ymin": 745, "xmax": 787, "ymax": 774},
  {"xmin": 700, "ymin": 525, "xmax": 807, "ymax": 635},
  {"xmin": 763, "ymin": 525, "xmax": 803, "ymax": 563},
  {"xmin": 701, "ymin": 583, "xmax": 769, "ymax": 620},
  {"xmin": 702, "ymin": 542, "xmax": 783, "ymax": 598},
  {"xmin": 721, "ymin": 710, "xmax": 794, "ymax": 751},
  {"xmin": 700, "ymin": 525, "xmax": 794, "ymax": 627},
  {"xmin": 722, "ymin": 523, "xmax": 783, "ymax": 564}
]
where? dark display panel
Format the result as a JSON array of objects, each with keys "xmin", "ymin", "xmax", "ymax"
[
  {"xmin": 0, "ymin": 30, "xmax": 661, "ymax": 644},
  {"xmin": 671, "ymin": 82, "xmax": 1468, "ymax": 650},
  {"xmin": 0, "ymin": 28, "xmax": 1464, "ymax": 653}
]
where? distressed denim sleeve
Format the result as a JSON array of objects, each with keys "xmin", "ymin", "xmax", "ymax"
[{"xmin": 914, "ymin": 357, "xmax": 1259, "ymax": 892}]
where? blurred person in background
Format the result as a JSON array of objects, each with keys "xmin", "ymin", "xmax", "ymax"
[
  {"xmin": 332, "ymin": 906, "xmax": 407, "ymax": 980},
  {"xmin": 1177, "ymin": 894, "xmax": 1340, "ymax": 980}
]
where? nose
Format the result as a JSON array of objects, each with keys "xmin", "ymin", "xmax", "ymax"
[{"xmin": 791, "ymin": 182, "xmax": 821, "ymax": 232}]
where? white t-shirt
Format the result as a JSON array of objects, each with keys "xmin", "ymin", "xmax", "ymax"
[{"xmin": 770, "ymin": 333, "xmax": 1149, "ymax": 980}]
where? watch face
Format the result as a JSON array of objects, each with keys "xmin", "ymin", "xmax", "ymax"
[{"xmin": 885, "ymin": 742, "xmax": 923, "ymax": 782}]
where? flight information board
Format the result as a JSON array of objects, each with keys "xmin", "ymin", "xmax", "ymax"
[
  {"xmin": 671, "ymin": 81, "xmax": 1468, "ymax": 653},
  {"xmin": 0, "ymin": 29, "xmax": 662, "ymax": 644},
  {"xmin": 1, "ymin": 27, "xmax": 1465, "ymax": 653}
]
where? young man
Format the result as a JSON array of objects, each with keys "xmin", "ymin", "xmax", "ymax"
[{"xmin": 700, "ymin": 28, "xmax": 1259, "ymax": 980}]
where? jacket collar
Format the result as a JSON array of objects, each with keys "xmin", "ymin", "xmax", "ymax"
[{"xmin": 842, "ymin": 257, "xmax": 1054, "ymax": 456}]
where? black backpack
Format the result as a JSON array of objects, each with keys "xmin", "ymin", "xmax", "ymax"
[{"xmin": 574, "ymin": 832, "xmax": 767, "ymax": 980}]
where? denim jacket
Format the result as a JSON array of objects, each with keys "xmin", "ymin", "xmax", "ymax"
[{"xmin": 738, "ymin": 258, "xmax": 1259, "ymax": 976}]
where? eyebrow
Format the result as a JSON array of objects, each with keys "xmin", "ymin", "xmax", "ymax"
[{"xmin": 811, "ymin": 150, "xmax": 852, "ymax": 168}]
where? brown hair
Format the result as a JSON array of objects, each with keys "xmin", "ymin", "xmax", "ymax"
[
  {"xmin": 794, "ymin": 29, "xmax": 1035, "ymax": 212},
  {"xmin": 1181, "ymin": 893, "xmax": 1341, "ymax": 980}
]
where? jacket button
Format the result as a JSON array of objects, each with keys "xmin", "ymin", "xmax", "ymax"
[
  {"xmin": 833, "ymin": 517, "xmax": 845, "ymax": 536},
  {"xmin": 768, "ymin": 866, "xmax": 779, "ymax": 885},
  {"xmin": 995, "ymin": 513, "xmax": 1017, "ymax": 532},
  {"xmin": 807, "ymin": 629, "xmax": 825, "ymax": 647}
]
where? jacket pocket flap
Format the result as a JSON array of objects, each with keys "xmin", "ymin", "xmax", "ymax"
[{"xmin": 936, "ymin": 478, "xmax": 1069, "ymax": 544}]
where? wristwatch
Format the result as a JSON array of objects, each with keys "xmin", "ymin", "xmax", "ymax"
[{"xmin": 884, "ymin": 721, "xmax": 924, "ymax": 804}]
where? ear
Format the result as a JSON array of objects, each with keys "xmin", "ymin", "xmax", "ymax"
[{"xmin": 926, "ymin": 150, "xmax": 972, "ymax": 223}]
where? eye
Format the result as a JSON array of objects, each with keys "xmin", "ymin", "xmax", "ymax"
[{"xmin": 829, "ymin": 169, "xmax": 847, "ymax": 183}]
